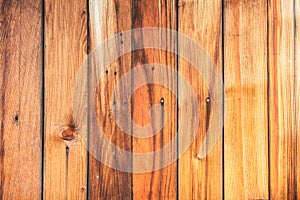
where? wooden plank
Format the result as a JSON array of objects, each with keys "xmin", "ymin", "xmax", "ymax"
[
  {"xmin": 296, "ymin": 0, "xmax": 300, "ymax": 197},
  {"xmin": 131, "ymin": 0, "xmax": 177, "ymax": 199},
  {"xmin": 224, "ymin": 0, "xmax": 269, "ymax": 199},
  {"xmin": 88, "ymin": 0, "xmax": 133, "ymax": 199},
  {"xmin": 268, "ymin": 0, "xmax": 297, "ymax": 199},
  {"xmin": 177, "ymin": 0, "xmax": 223, "ymax": 199},
  {"xmin": 44, "ymin": 0, "xmax": 87, "ymax": 199},
  {"xmin": 0, "ymin": 0, "xmax": 42, "ymax": 199}
]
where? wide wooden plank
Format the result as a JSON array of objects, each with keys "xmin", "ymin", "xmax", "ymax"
[
  {"xmin": 131, "ymin": 0, "xmax": 177, "ymax": 199},
  {"xmin": 0, "ymin": 0, "xmax": 42, "ymax": 199},
  {"xmin": 88, "ymin": 0, "xmax": 133, "ymax": 199},
  {"xmin": 178, "ymin": 0, "xmax": 223, "ymax": 199},
  {"xmin": 224, "ymin": 0, "xmax": 269, "ymax": 199},
  {"xmin": 268, "ymin": 0, "xmax": 297, "ymax": 199},
  {"xmin": 44, "ymin": 0, "xmax": 87, "ymax": 199}
]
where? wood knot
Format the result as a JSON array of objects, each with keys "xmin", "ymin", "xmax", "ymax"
[
  {"xmin": 61, "ymin": 128, "xmax": 76, "ymax": 141},
  {"xmin": 56, "ymin": 113, "xmax": 78, "ymax": 142}
]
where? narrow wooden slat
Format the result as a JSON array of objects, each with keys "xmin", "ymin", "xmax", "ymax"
[
  {"xmin": 178, "ymin": 0, "xmax": 223, "ymax": 199},
  {"xmin": 296, "ymin": 0, "xmax": 300, "ymax": 197},
  {"xmin": 0, "ymin": 0, "xmax": 42, "ymax": 198},
  {"xmin": 131, "ymin": 0, "xmax": 177, "ymax": 199},
  {"xmin": 268, "ymin": 0, "xmax": 296, "ymax": 199},
  {"xmin": 224, "ymin": 0, "xmax": 269, "ymax": 199},
  {"xmin": 44, "ymin": 0, "xmax": 87, "ymax": 199},
  {"xmin": 88, "ymin": 0, "xmax": 133, "ymax": 199}
]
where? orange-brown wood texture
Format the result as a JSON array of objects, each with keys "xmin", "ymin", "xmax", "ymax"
[
  {"xmin": 44, "ymin": 0, "xmax": 88, "ymax": 199},
  {"xmin": 224, "ymin": 0, "xmax": 269, "ymax": 199},
  {"xmin": 268, "ymin": 0, "xmax": 297, "ymax": 199},
  {"xmin": 88, "ymin": 0, "xmax": 133, "ymax": 199},
  {"xmin": 0, "ymin": 0, "xmax": 43, "ymax": 199},
  {"xmin": 178, "ymin": 0, "xmax": 223, "ymax": 199},
  {"xmin": 296, "ymin": 0, "xmax": 300, "ymax": 198},
  {"xmin": 1, "ymin": 0, "xmax": 300, "ymax": 199},
  {"xmin": 131, "ymin": 1, "xmax": 177, "ymax": 199}
]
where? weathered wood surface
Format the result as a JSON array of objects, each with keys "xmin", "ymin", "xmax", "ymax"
[
  {"xmin": 44, "ymin": 0, "xmax": 88, "ymax": 199},
  {"xmin": 0, "ymin": 0, "xmax": 299, "ymax": 199},
  {"xmin": 296, "ymin": 0, "xmax": 300, "ymax": 198},
  {"xmin": 131, "ymin": 1, "xmax": 177, "ymax": 199},
  {"xmin": 0, "ymin": 0, "xmax": 42, "ymax": 199},
  {"xmin": 178, "ymin": 0, "xmax": 223, "ymax": 199},
  {"xmin": 224, "ymin": 0, "xmax": 269, "ymax": 199},
  {"xmin": 88, "ymin": 0, "xmax": 133, "ymax": 199},
  {"xmin": 268, "ymin": 0, "xmax": 297, "ymax": 199}
]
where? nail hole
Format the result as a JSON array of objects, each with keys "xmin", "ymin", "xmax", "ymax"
[
  {"xmin": 106, "ymin": 70, "xmax": 109, "ymax": 74},
  {"xmin": 160, "ymin": 98, "xmax": 164, "ymax": 105},
  {"xmin": 206, "ymin": 97, "xmax": 210, "ymax": 103},
  {"xmin": 152, "ymin": 66, "xmax": 155, "ymax": 71},
  {"xmin": 120, "ymin": 33, "xmax": 123, "ymax": 44},
  {"xmin": 66, "ymin": 146, "xmax": 69, "ymax": 153},
  {"xmin": 114, "ymin": 71, "xmax": 117, "ymax": 76},
  {"xmin": 14, "ymin": 115, "xmax": 18, "ymax": 122},
  {"xmin": 115, "ymin": 3, "xmax": 119, "ymax": 16}
]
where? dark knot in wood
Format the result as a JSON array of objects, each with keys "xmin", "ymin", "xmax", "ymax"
[{"xmin": 61, "ymin": 128, "xmax": 76, "ymax": 141}]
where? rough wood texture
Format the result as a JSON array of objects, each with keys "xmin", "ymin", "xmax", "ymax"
[
  {"xmin": 132, "ymin": 0, "xmax": 177, "ymax": 199},
  {"xmin": 178, "ymin": 0, "xmax": 223, "ymax": 199},
  {"xmin": 268, "ymin": 0, "xmax": 297, "ymax": 199},
  {"xmin": 296, "ymin": 0, "xmax": 300, "ymax": 198},
  {"xmin": 44, "ymin": 0, "xmax": 87, "ymax": 199},
  {"xmin": 88, "ymin": 0, "xmax": 133, "ymax": 199},
  {"xmin": 224, "ymin": 0, "xmax": 269, "ymax": 199},
  {"xmin": 1, "ymin": 0, "xmax": 300, "ymax": 199},
  {"xmin": 0, "ymin": 0, "xmax": 42, "ymax": 199},
  {"xmin": 131, "ymin": 1, "xmax": 177, "ymax": 199}
]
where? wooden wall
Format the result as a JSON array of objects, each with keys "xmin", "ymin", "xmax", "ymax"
[{"xmin": 0, "ymin": 0, "xmax": 299, "ymax": 199}]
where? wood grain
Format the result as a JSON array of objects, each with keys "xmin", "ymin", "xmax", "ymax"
[
  {"xmin": 1, "ymin": 0, "xmax": 300, "ymax": 199},
  {"xmin": 268, "ymin": 0, "xmax": 297, "ymax": 199},
  {"xmin": 0, "ymin": 0, "xmax": 42, "ymax": 199},
  {"xmin": 177, "ymin": 0, "xmax": 223, "ymax": 199},
  {"xmin": 44, "ymin": 0, "xmax": 87, "ymax": 199},
  {"xmin": 131, "ymin": 0, "xmax": 177, "ymax": 199},
  {"xmin": 296, "ymin": 0, "xmax": 300, "ymax": 197},
  {"xmin": 224, "ymin": 0, "xmax": 269, "ymax": 199},
  {"xmin": 88, "ymin": 0, "xmax": 133, "ymax": 199}
]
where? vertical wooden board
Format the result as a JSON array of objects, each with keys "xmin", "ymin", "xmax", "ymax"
[
  {"xmin": 0, "ymin": 0, "xmax": 42, "ymax": 199},
  {"xmin": 44, "ymin": 0, "xmax": 87, "ymax": 199},
  {"xmin": 178, "ymin": 0, "xmax": 223, "ymax": 199},
  {"xmin": 296, "ymin": 0, "xmax": 300, "ymax": 197},
  {"xmin": 88, "ymin": 0, "xmax": 133, "ymax": 199},
  {"xmin": 268, "ymin": 0, "xmax": 296, "ymax": 199},
  {"xmin": 224, "ymin": 0, "xmax": 269, "ymax": 199},
  {"xmin": 131, "ymin": 0, "xmax": 177, "ymax": 199}
]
